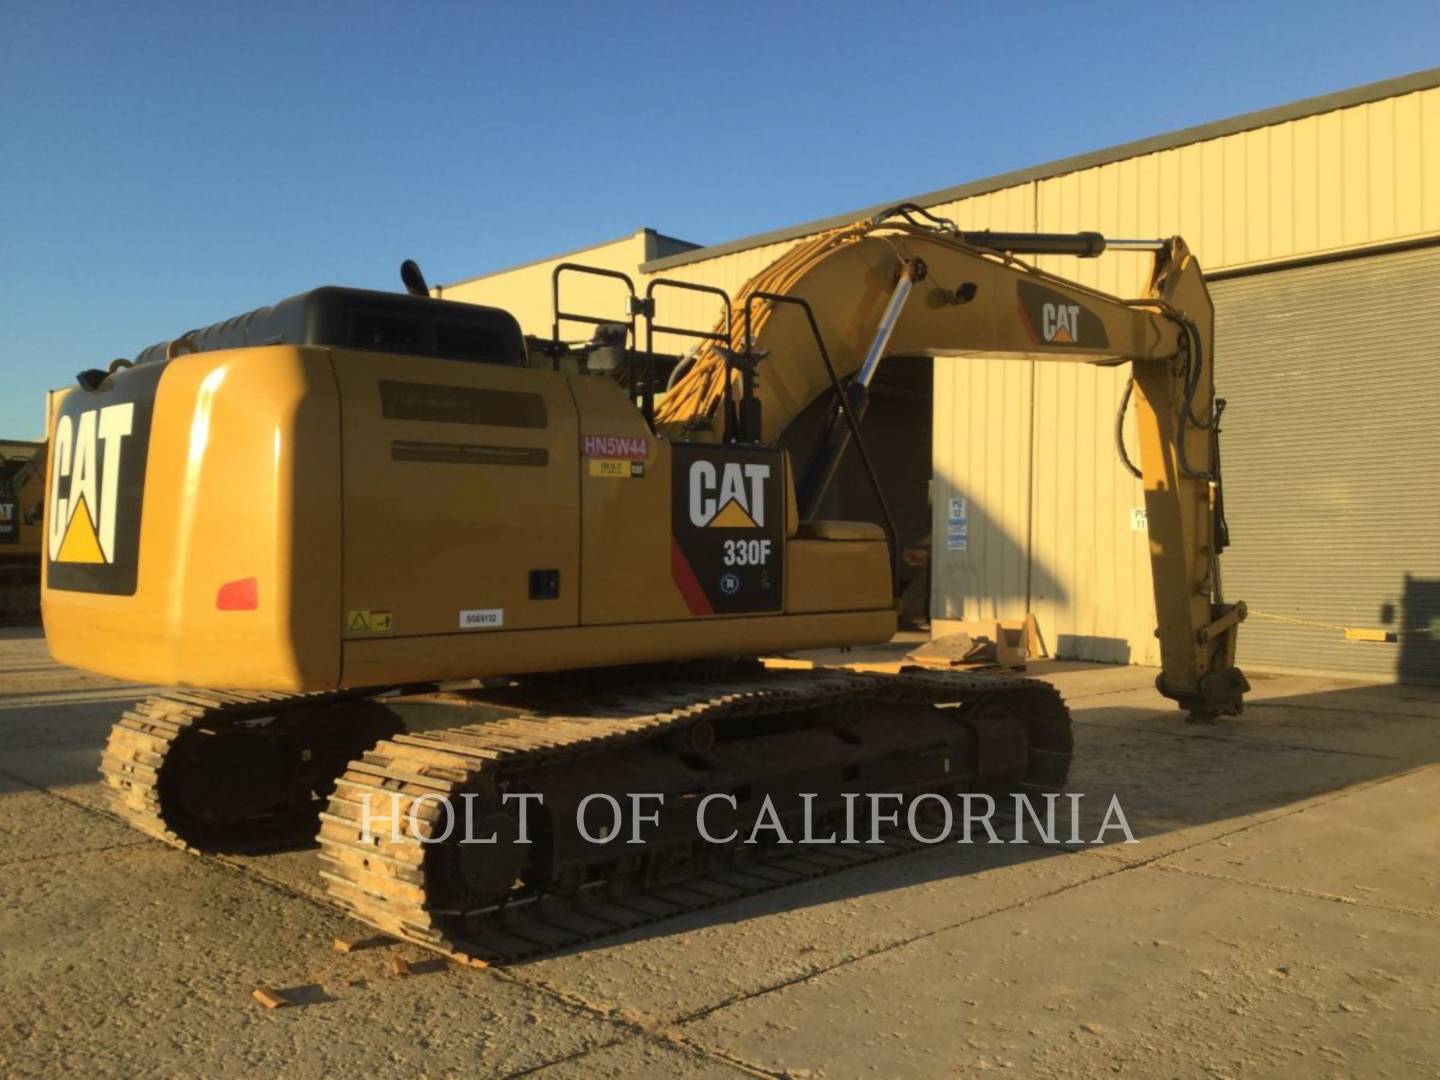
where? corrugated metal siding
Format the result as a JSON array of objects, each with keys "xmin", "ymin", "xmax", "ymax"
[
  {"xmin": 453, "ymin": 83, "xmax": 1440, "ymax": 677},
  {"xmin": 1035, "ymin": 85, "xmax": 1440, "ymax": 281},
  {"xmin": 927, "ymin": 190, "xmax": 1036, "ymax": 628},
  {"xmin": 1026, "ymin": 361, "xmax": 1157, "ymax": 664},
  {"xmin": 931, "ymin": 355, "xmax": 1035, "ymax": 624},
  {"xmin": 1008, "ymin": 85, "xmax": 1440, "ymax": 666},
  {"xmin": 1211, "ymin": 245, "xmax": 1440, "ymax": 681},
  {"xmin": 438, "ymin": 233, "xmax": 648, "ymax": 341}
]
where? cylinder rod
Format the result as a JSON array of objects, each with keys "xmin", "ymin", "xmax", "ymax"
[{"xmin": 797, "ymin": 262, "xmax": 922, "ymax": 518}]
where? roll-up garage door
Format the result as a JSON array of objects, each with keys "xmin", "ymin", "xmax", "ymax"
[{"xmin": 1211, "ymin": 244, "xmax": 1440, "ymax": 683}]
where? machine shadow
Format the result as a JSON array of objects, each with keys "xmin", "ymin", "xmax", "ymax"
[
  {"xmin": 1397, "ymin": 574, "xmax": 1440, "ymax": 685},
  {"xmin": 7, "ymin": 625, "xmax": 1440, "ymax": 963},
  {"xmin": 523, "ymin": 679, "xmax": 1440, "ymax": 960}
]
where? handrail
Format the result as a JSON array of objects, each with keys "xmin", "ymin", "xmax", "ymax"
[
  {"xmin": 642, "ymin": 278, "xmax": 732, "ymax": 427},
  {"xmin": 550, "ymin": 263, "xmax": 638, "ymax": 374}
]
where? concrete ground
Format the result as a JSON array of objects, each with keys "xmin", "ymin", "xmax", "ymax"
[{"xmin": 2, "ymin": 626, "xmax": 1439, "ymax": 1078}]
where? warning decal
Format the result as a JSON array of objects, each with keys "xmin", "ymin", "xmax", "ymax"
[
  {"xmin": 588, "ymin": 459, "xmax": 635, "ymax": 478},
  {"xmin": 347, "ymin": 610, "xmax": 393, "ymax": 632}
]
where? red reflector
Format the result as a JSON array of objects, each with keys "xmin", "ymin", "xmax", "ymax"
[{"xmin": 216, "ymin": 577, "xmax": 258, "ymax": 611}]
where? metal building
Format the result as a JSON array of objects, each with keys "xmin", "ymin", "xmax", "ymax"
[{"xmin": 445, "ymin": 68, "xmax": 1440, "ymax": 683}]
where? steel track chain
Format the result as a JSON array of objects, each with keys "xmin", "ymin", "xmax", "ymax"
[
  {"xmin": 316, "ymin": 667, "xmax": 1071, "ymax": 965},
  {"xmin": 99, "ymin": 686, "xmax": 373, "ymax": 853}
]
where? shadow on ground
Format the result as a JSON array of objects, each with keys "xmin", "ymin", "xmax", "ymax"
[{"xmin": 3, "ymin": 620, "xmax": 1438, "ymax": 966}]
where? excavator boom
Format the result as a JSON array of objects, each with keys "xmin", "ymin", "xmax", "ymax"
[{"xmin": 655, "ymin": 212, "xmax": 1246, "ymax": 719}]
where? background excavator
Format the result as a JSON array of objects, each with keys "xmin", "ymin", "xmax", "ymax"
[
  {"xmin": 42, "ymin": 206, "xmax": 1246, "ymax": 962},
  {"xmin": 0, "ymin": 440, "xmax": 46, "ymax": 620}
]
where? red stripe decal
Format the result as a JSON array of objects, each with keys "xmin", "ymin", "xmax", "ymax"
[
  {"xmin": 1016, "ymin": 299, "xmax": 1040, "ymax": 344},
  {"xmin": 670, "ymin": 536, "xmax": 713, "ymax": 616}
]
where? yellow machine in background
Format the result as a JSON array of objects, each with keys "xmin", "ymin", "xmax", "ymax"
[
  {"xmin": 1, "ymin": 440, "xmax": 46, "ymax": 620},
  {"xmin": 43, "ymin": 206, "xmax": 1246, "ymax": 961}
]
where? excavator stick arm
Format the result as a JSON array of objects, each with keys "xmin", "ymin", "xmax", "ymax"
[{"xmin": 656, "ymin": 218, "xmax": 1246, "ymax": 719}]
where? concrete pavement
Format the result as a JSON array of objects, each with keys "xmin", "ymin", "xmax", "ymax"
[{"xmin": 2, "ymin": 626, "xmax": 1438, "ymax": 1078}]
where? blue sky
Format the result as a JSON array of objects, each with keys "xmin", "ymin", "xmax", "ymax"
[{"xmin": 2, "ymin": 1, "xmax": 1437, "ymax": 437}]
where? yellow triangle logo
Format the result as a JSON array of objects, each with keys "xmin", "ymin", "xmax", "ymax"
[
  {"xmin": 708, "ymin": 499, "xmax": 758, "ymax": 528},
  {"xmin": 1051, "ymin": 325, "xmax": 1074, "ymax": 343},
  {"xmin": 57, "ymin": 496, "xmax": 105, "ymax": 563}
]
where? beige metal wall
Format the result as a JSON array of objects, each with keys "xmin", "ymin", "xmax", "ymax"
[
  {"xmin": 775, "ymin": 84, "xmax": 1440, "ymax": 667},
  {"xmin": 1019, "ymin": 83, "xmax": 1440, "ymax": 664},
  {"xmin": 1211, "ymin": 246, "xmax": 1440, "ymax": 681},
  {"xmin": 437, "ymin": 230, "xmax": 698, "ymax": 348},
  {"xmin": 453, "ymin": 80, "xmax": 1440, "ymax": 669}
]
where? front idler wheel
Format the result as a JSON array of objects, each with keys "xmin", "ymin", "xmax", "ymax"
[{"xmin": 425, "ymin": 782, "xmax": 532, "ymax": 912}]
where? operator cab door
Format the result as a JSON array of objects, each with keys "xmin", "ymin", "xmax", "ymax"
[{"xmin": 332, "ymin": 352, "xmax": 579, "ymax": 641}]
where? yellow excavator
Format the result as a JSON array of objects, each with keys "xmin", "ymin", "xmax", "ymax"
[
  {"xmin": 43, "ymin": 205, "xmax": 1246, "ymax": 962},
  {"xmin": 1, "ymin": 440, "xmax": 46, "ymax": 620}
]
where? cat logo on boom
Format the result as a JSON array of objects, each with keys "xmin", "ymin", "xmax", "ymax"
[
  {"xmin": 1016, "ymin": 280, "xmax": 1109, "ymax": 349},
  {"xmin": 1041, "ymin": 302, "xmax": 1082, "ymax": 343},
  {"xmin": 688, "ymin": 460, "xmax": 769, "ymax": 529},
  {"xmin": 47, "ymin": 403, "xmax": 135, "ymax": 565}
]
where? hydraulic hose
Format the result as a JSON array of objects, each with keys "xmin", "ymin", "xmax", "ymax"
[{"xmin": 1116, "ymin": 377, "xmax": 1142, "ymax": 480}]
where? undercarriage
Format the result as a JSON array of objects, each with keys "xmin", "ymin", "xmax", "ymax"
[
  {"xmin": 0, "ymin": 561, "xmax": 39, "ymax": 622},
  {"xmin": 101, "ymin": 664, "xmax": 1071, "ymax": 963}
]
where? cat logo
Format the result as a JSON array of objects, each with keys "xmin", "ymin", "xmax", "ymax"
[
  {"xmin": 688, "ymin": 460, "xmax": 769, "ymax": 529},
  {"xmin": 47, "ymin": 403, "xmax": 135, "ymax": 564},
  {"xmin": 1016, "ymin": 281, "xmax": 1108, "ymax": 349},
  {"xmin": 1041, "ymin": 302, "xmax": 1082, "ymax": 343}
]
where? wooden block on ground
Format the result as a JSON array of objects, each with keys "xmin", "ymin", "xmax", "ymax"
[
  {"xmin": 1023, "ymin": 611, "xmax": 1048, "ymax": 658},
  {"xmin": 333, "ymin": 934, "xmax": 393, "ymax": 953},
  {"xmin": 252, "ymin": 987, "xmax": 292, "ymax": 1009}
]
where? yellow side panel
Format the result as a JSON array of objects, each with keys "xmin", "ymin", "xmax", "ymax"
[
  {"xmin": 568, "ymin": 374, "xmax": 692, "ymax": 625},
  {"xmin": 42, "ymin": 347, "xmax": 343, "ymax": 690},
  {"xmin": 343, "ymin": 610, "xmax": 896, "ymax": 686},
  {"xmin": 332, "ymin": 354, "xmax": 580, "ymax": 659},
  {"xmin": 786, "ymin": 539, "xmax": 890, "ymax": 615}
]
